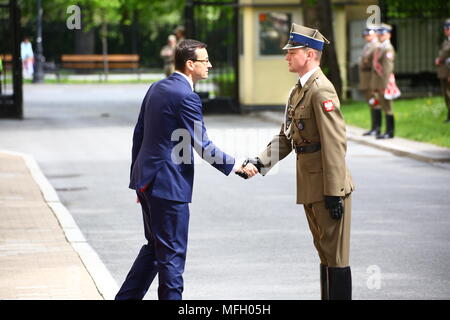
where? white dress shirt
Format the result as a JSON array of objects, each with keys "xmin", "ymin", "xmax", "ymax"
[{"xmin": 299, "ymin": 66, "xmax": 319, "ymax": 87}]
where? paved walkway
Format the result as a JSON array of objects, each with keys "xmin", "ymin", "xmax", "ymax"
[{"xmin": 0, "ymin": 151, "xmax": 103, "ymax": 299}]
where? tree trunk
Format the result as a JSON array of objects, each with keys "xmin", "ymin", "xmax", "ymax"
[
  {"xmin": 131, "ymin": 10, "xmax": 138, "ymax": 54},
  {"xmin": 302, "ymin": 0, "xmax": 343, "ymax": 99},
  {"xmin": 101, "ymin": 11, "xmax": 108, "ymax": 82},
  {"xmin": 74, "ymin": 28, "xmax": 95, "ymax": 54}
]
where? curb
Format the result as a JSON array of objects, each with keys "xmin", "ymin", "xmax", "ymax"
[
  {"xmin": 345, "ymin": 126, "xmax": 450, "ymax": 163},
  {"xmin": 0, "ymin": 150, "xmax": 119, "ymax": 300},
  {"xmin": 254, "ymin": 111, "xmax": 450, "ymax": 163}
]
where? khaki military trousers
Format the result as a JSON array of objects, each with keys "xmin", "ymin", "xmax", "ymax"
[
  {"xmin": 303, "ymin": 194, "xmax": 351, "ymax": 268},
  {"xmin": 440, "ymin": 79, "xmax": 450, "ymax": 110},
  {"xmin": 374, "ymin": 91, "xmax": 393, "ymax": 115},
  {"xmin": 361, "ymin": 89, "xmax": 373, "ymax": 106}
]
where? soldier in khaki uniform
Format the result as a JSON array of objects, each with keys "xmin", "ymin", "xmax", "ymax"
[
  {"xmin": 435, "ymin": 19, "xmax": 450, "ymax": 123},
  {"xmin": 238, "ymin": 24, "xmax": 355, "ymax": 300},
  {"xmin": 359, "ymin": 27, "xmax": 381, "ymax": 136},
  {"xmin": 160, "ymin": 35, "xmax": 177, "ymax": 77},
  {"xmin": 372, "ymin": 23, "xmax": 396, "ymax": 139}
]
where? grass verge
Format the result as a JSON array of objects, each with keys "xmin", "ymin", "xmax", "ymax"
[{"xmin": 341, "ymin": 96, "xmax": 450, "ymax": 148}]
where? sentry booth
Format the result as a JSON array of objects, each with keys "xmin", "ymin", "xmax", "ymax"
[{"xmin": 238, "ymin": 0, "xmax": 348, "ymax": 110}]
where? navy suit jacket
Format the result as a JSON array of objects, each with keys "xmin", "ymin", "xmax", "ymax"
[{"xmin": 129, "ymin": 72, "xmax": 235, "ymax": 203}]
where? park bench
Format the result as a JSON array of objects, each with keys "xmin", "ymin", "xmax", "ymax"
[
  {"xmin": 0, "ymin": 54, "xmax": 12, "ymax": 68},
  {"xmin": 60, "ymin": 54, "xmax": 140, "ymax": 77}
]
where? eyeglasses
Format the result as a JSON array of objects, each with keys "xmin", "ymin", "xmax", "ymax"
[{"xmin": 192, "ymin": 58, "xmax": 210, "ymax": 64}]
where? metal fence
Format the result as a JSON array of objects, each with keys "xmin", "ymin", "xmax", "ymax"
[
  {"xmin": 0, "ymin": 0, "xmax": 22, "ymax": 119},
  {"xmin": 381, "ymin": 0, "xmax": 450, "ymax": 96},
  {"xmin": 185, "ymin": 0, "xmax": 239, "ymax": 113}
]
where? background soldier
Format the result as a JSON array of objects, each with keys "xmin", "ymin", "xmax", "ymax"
[
  {"xmin": 174, "ymin": 25, "xmax": 186, "ymax": 43},
  {"xmin": 160, "ymin": 34, "xmax": 177, "ymax": 77},
  {"xmin": 435, "ymin": 18, "xmax": 450, "ymax": 123},
  {"xmin": 240, "ymin": 24, "xmax": 355, "ymax": 300},
  {"xmin": 359, "ymin": 27, "xmax": 381, "ymax": 136},
  {"xmin": 372, "ymin": 23, "xmax": 396, "ymax": 139}
]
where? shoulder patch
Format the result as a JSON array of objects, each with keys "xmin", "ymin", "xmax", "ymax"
[
  {"xmin": 322, "ymin": 100, "xmax": 335, "ymax": 112},
  {"xmin": 386, "ymin": 51, "xmax": 394, "ymax": 60}
]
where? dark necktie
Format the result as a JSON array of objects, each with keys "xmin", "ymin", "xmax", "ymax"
[{"xmin": 285, "ymin": 80, "xmax": 301, "ymax": 132}]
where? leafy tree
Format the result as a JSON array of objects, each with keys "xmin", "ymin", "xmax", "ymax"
[
  {"xmin": 18, "ymin": 0, "xmax": 184, "ymax": 67},
  {"xmin": 302, "ymin": 0, "xmax": 343, "ymax": 99},
  {"xmin": 380, "ymin": 0, "xmax": 449, "ymax": 19}
]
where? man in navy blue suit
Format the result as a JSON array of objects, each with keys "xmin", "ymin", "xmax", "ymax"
[{"xmin": 115, "ymin": 39, "xmax": 258, "ymax": 300}]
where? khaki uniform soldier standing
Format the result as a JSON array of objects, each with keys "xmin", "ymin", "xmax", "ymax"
[
  {"xmin": 372, "ymin": 23, "xmax": 396, "ymax": 139},
  {"xmin": 160, "ymin": 35, "xmax": 177, "ymax": 77},
  {"xmin": 359, "ymin": 27, "xmax": 381, "ymax": 136},
  {"xmin": 237, "ymin": 24, "xmax": 355, "ymax": 300},
  {"xmin": 435, "ymin": 19, "xmax": 450, "ymax": 123}
]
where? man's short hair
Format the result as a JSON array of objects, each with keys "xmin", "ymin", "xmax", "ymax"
[
  {"xmin": 302, "ymin": 47, "xmax": 322, "ymax": 61},
  {"xmin": 175, "ymin": 39, "xmax": 207, "ymax": 72},
  {"xmin": 314, "ymin": 49, "xmax": 322, "ymax": 61}
]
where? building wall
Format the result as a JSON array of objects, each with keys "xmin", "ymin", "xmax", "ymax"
[
  {"xmin": 238, "ymin": 0, "xmax": 352, "ymax": 108},
  {"xmin": 239, "ymin": 3, "xmax": 301, "ymax": 107}
]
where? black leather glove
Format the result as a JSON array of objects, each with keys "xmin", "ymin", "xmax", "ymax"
[
  {"xmin": 245, "ymin": 157, "xmax": 263, "ymax": 173},
  {"xmin": 235, "ymin": 157, "xmax": 263, "ymax": 179},
  {"xmin": 324, "ymin": 196, "xmax": 344, "ymax": 220},
  {"xmin": 235, "ymin": 170, "xmax": 249, "ymax": 179}
]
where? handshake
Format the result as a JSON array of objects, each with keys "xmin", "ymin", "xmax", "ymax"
[{"xmin": 235, "ymin": 158, "xmax": 263, "ymax": 179}]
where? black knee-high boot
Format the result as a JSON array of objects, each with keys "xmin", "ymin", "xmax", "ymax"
[
  {"xmin": 363, "ymin": 109, "xmax": 381, "ymax": 136},
  {"xmin": 327, "ymin": 266, "xmax": 352, "ymax": 300},
  {"xmin": 377, "ymin": 114, "xmax": 394, "ymax": 139},
  {"xmin": 320, "ymin": 264, "xmax": 329, "ymax": 300}
]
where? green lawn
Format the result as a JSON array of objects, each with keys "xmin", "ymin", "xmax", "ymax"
[{"xmin": 341, "ymin": 96, "xmax": 450, "ymax": 148}]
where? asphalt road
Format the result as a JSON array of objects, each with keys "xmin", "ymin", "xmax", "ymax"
[{"xmin": 0, "ymin": 84, "xmax": 449, "ymax": 299}]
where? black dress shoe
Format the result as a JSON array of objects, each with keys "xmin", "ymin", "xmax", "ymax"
[
  {"xmin": 376, "ymin": 132, "xmax": 394, "ymax": 139},
  {"xmin": 363, "ymin": 129, "xmax": 378, "ymax": 136}
]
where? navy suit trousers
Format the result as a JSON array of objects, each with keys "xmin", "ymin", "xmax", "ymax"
[{"xmin": 115, "ymin": 189, "xmax": 190, "ymax": 300}]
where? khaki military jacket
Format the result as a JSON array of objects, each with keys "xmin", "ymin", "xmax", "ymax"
[
  {"xmin": 359, "ymin": 39, "xmax": 379, "ymax": 90},
  {"xmin": 371, "ymin": 40, "xmax": 395, "ymax": 90},
  {"xmin": 436, "ymin": 38, "xmax": 450, "ymax": 79},
  {"xmin": 258, "ymin": 68, "xmax": 354, "ymax": 205}
]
